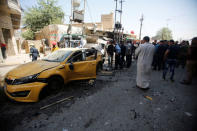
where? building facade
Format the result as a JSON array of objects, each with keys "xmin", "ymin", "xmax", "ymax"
[
  {"xmin": 101, "ymin": 12, "xmax": 114, "ymax": 31},
  {"xmin": 72, "ymin": 12, "xmax": 114, "ymax": 32},
  {"xmin": 0, "ymin": 0, "xmax": 21, "ymax": 61}
]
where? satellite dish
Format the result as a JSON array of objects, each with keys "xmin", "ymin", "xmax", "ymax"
[{"xmin": 73, "ymin": 0, "xmax": 80, "ymax": 7}]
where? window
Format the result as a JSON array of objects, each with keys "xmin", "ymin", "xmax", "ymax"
[
  {"xmin": 72, "ymin": 53, "xmax": 83, "ymax": 62},
  {"xmin": 85, "ymin": 49, "xmax": 97, "ymax": 61},
  {"xmin": 67, "ymin": 51, "xmax": 84, "ymax": 63},
  {"xmin": 42, "ymin": 50, "xmax": 72, "ymax": 62},
  {"xmin": 86, "ymin": 49, "xmax": 95, "ymax": 57}
]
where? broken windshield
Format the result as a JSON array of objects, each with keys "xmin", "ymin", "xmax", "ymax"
[{"xmin": 42, "ymin": 50, "xmax": 72, "ymax": 62}]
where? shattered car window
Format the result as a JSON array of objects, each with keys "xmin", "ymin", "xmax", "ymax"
[{"xmin": 42, "ymin": 50, "xmax": 72, "ymax": 62}]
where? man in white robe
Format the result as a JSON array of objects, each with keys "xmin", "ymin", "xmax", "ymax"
[{"xmin": 135, "ymin": 36, "xmax": 155, "ymax": 89}]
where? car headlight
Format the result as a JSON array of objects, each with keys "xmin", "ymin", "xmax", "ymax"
[{"xmin": 13, "ymin": 73, "xmax": 40, "ymax": 85}]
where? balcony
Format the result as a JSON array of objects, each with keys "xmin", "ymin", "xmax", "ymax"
[{"xmin": 8, "ymin": 0, "xmax": 21, "ymax": 14}]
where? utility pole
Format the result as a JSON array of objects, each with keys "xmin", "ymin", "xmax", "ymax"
[
  {"xmin": 82, "ymin": 0, "xmax": 86, "ymax": 36},
  {"xmin": 113, "ymin": 0, "xmax": 125, "ymax": 43},
  {"xmin": 69, "ymin": 0, "xmax": 73, "ymax": 47},
  {"xmin": 114, "ymin": 0, "xmax": 118, "ymax": 42},
  {"xmin": 119, "ymin": 0, "xmax": 124, "ymax": 25},
  {"xmin": 119, "ymin": 0, "xmax": 124, "ymax": 42},
  {"xmin": 114, "ymin": 0, "xmax": 118, "ymax": 24},
  {"xmin": 139, "ymin": 14, "xmax": 144, "ymax": 42}
]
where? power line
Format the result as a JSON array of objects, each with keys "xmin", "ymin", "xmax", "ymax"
[{"xmin": 86, "ymin": 0, "xmax": 94, "ymax": 24}]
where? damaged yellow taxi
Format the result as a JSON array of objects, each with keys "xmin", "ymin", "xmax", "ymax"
[{"xmin": 4, "ymin": 48, "xmax": 103, "ymax": 102}]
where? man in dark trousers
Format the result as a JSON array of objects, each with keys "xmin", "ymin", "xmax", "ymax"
[
  {"xmin": 181, "ymin": 37, "xmax": 197, "ymax": 85},
  {"xmin": 155, "ymin": 40, "xmax": 168, "ymax": 70},
  {"xmin": 114, "ymin": 41, "xmax": 122, "ymax": 70},
  {"xmin": 125, "ymin": 40, "xmax": 132, "ymax": 68},
  {"xmin": 163, "ymin": 40, "xmax": 179, "ymax": 81},
  {"xmin": 120, "ymin": 41, "xmax": 126, "ymax": 67},
  {"xmin": 0, "ymin": 42, "xmax": 7, "ymax": 59},
  {"xmin": 30, "ymin": 44, "xmax": 39, "ymax": 61},
  {"xmin": 107, "ymin": 41, "xmax": 114, "ymax": 68}
]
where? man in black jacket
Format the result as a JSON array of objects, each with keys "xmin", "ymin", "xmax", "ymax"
[
  {"xmin": 107, "ymin": 41, "xmax": 114, "ymax": 68},
  {"xmin": 163, "ymin": 40, "xmax": 179, "ymax": 81},
  {"xmin": 120, "ymin": 41, "xmax": 126, "ymax": 67},
  {"xmin": 30, "ymin": 44, "xmax": 39, "ymax": 61}
]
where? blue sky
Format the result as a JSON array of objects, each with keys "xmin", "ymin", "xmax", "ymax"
[{"xmin": 20, "ymin": 0, "xmax": 197, "ymax": 40}]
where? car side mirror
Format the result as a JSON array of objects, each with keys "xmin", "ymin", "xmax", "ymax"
[{"xmin": 69, "ymin": 63, "xmax": 74, "ymax": 70}]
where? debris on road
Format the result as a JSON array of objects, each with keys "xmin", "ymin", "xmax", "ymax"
[
  {"xmin": 88, "ymin": 79, "xmax": 95, "ymax": 86},
  {"xmin": 185, "ymin": 112, "xmax": 192, "ymax": 117},
  {"xmin": 156, "ymin": 108, "xmax": 161, "ymax": 111},
  {"xmin": 98, "ymin": 71, "xmax": 114, "ymax": 76},
  {"xmin": 170, "ymin": 98, "xmax": 176, "ymax": 102},
  {"xmin": 40, "ymin": 96, "xmax": 74, "ymax": 110},
  {"xmin": 144, "ymin": 96, "xmax": 153, "ymax": 101},
  {"xmin": 62, "ymin": 128, "xmax": 68, "ymax": 131},
  {"xmin": 84, "ymin": 118, "xmax": 96, "ymax": 128},
  {"xmin": 130, "ymin": 109, "xmax": 137, "ymax": 119},
  {"xmin": 104, "ymin": 121, "xmax": 110, "ymax": 126}
]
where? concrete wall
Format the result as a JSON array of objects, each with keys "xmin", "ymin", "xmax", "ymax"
[
  {"xmin": 72, "ymin": 22, "xmax": 103, "ymax": 30},
  {"xmin": 0, "ymin": 12, "xmax": 18, "ymax": 56},
  {"xmin": 0, "ymin": 0, "xmax": 21, "ymax": 62},
  {"xmin": 35, "ymin": 24, "xmax": 83, "ymax": 47},
  {"xmin": 0, "ymin": 11, "xmax": 12, "ymax": 29}
]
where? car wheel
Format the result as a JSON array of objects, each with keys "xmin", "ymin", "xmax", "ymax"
[
  {"xmin": 39, "ymin": 76, "xmax": 64, "ymax": 100},
  {"xmin": 48, "ymin": 76, "xmax": 64, "ymax": 92}
]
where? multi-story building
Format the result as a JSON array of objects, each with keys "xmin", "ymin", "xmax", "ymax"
[
  {"xmin": 72, "ymin": 12, "xmax": 114, "ymax": 32},
  {"xmin": 0, "ymin": 0, "xmax": 21, "ymax": 61},
  {"xmin": 101, "ymin": 12, "xmax": 114, "ymax": 31}
]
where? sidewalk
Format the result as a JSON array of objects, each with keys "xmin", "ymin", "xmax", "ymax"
[
  {"xmin": 0, "ymin": 51, "xmax": 44, "ymax": 87},
  {"xmin": 0, "ymin": 49, "xmax": 45, "ymax": 67}
]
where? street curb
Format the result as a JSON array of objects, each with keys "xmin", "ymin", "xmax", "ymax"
[{"xmin": 0, "ymin": 64, "xmax": 21, "ymax": 68}]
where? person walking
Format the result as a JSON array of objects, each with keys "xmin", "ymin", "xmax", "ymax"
[
  {"xmin": 30, "ymin": 44, "xmax": 39, "ymax": 61},
  {"xmin": 0, "ymin": 41, "xmax": 7, "ymax": 59},
  {"xmin": 107, "ymin": 41, "xmax": 114, "ymax": 68},
  {"xmin": 156, "ymin": 40, "xmax": 167, "ymax": 70},
  {"xmin": 181, "ymin": 37, "xmax": 197, "ymax": 85},
  {"xmin": 178, "ymin": 41, "xmax": 189, "ymax": 68},
  {"xmin": 114, "ymin": 42, "xmax": 122, "ymax": 70},
  {"xmin": 163, "ymin": 40, "xmax": 179, "ymax": 81},
  {"xmin": 125, "ymin": 40, "xmax": 132, "ymax": 68},
  {"xmin": 152, "ymin": 41, "xmax": 160, "ymax": 70},
  {"xmin": 135, "ymin": 36, "xmax": 155, "ymax": 90},
  {"xmin": 120, "ymin": 41, "xmax": 126, "ymax": 67}
]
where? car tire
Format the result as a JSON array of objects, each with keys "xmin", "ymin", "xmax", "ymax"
[
  {"xmin": 48, "ymin": 76, "xmax": 64, "ymax": 93},
  {"xmin": 39, "ymin": 76, "xmax": 64, "ymax": 100}
]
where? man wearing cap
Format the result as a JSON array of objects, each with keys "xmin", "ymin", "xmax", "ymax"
[
  {"xmin": 30, "ymin": 44, "xmax": 39, "ymax": 61},
  {"xmin": 51, "ymin": 42, "xmax": 59, "ymax": 52}
]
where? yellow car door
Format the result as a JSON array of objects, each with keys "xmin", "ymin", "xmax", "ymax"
[{"xmin": 66, "ymin": 50, "xmax": 97, "ymax": 81}]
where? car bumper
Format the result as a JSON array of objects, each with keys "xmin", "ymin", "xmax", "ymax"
[{"xmin": 4, "ymin": 82, "xmax": 47, "ymax": 102}]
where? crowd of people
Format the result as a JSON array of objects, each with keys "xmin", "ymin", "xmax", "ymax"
[
  {"xmin": 105, "ymin": 36, "xmax": 197, "ymax": 90},
  {"xmin": 106, "ymin": 40, "xmax": 136, "ymax": 70},
  {"xmin": 151, "ymin": 38, "xmax": 196, "ymax": 85}
]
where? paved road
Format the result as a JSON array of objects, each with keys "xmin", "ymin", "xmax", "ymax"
[{"xmin": 0, "ymin": 62, "xmax": 197, "ymax": 131}]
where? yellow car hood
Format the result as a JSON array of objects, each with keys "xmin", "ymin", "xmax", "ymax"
[{"xmin": 7, "ymin": 60, "xmax": 60, "ymax": 78}]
